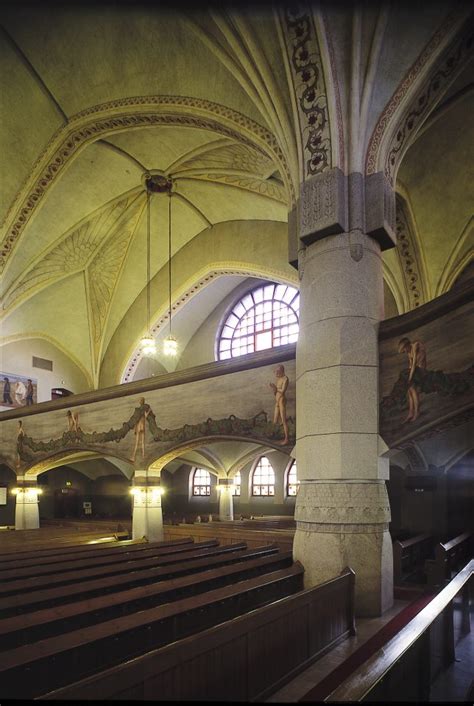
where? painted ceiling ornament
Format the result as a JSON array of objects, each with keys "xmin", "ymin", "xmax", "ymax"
[
  {"xmin": 281, "ymin": 3, "xmax": 332, "ymax": 178},
  {"xmin": 0, "ymin": 96, "xmax": 294, "ymax": 271},
  {"xmin": 395, "ymin": 196, "xmax": 426, "ymax": 310}
]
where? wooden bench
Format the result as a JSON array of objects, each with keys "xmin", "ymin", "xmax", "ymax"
[
  {"xmin": 0, "ymin": 540, "xmax": 249, "ymax": 598},
  {"xmin": 0, "ymin": 544, "xmax": 279, "ymax": 618},
  {"xmin": 0, "ymin": 536, "xmax": 194, "ymax": 568},
  {"xmin": 392, "ymin": 533, "xmax": 434, "ymax": 584},
  {"xmin": 0, "ymin": 538, "xmax": 220, "ymax": 582},
  {"xmin": 39, "ymin": 568, "xmax": 356, "ymax": 702},
  {"xmin": 425, "ymin": 532, "xmax": 473, "ymax": 588},
  {"xmin": 0, "ymin": 551, "xmax": 294, "ymax": 650},
  {"xmin": 0, "ymin": 529, "xmax": 129, "ymax": 554},
  {"xmin": 0, "ymin": 563, "xmax": 304, "ymax": 699}
]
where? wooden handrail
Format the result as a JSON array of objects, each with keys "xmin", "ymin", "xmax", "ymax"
[
  {"xmin": 440, "ymin": 532, "xmax": 471, "ymax": 553},
  {"xmin": 395, "ymin": 532, "xmax": 431, "ymax": 549},
  {"xmin": 325, "ymin": 559, "xmax": 474, "ymax": 702}
]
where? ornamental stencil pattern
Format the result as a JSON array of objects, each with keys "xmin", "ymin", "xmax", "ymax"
[
  {"xmin": 176, "ymin": 143, "xmax": 275, "ymax": 179},
  {"xmin": 385, "ymin": 25, "xmax": 473, "ymax": 183},
  {"xmin": 281, "ymin": 4, "xmax": 332, "ymax": 177},
  {"xmin": 193, "ymin": 174, "xmax": 286, "ymax": 203},
  {"xmin": 395, "ymin": 196, "xmax": 426, "ymax": 310},
  {"xmin": 2, "ymin": 194, "xmax": 140, "ymax": 313},
  {"xmin": 365, "ymin": 12, "xmax": 472, "ymax": 180},
  {"xmin": 87, "ymin": 195, "xmax": 145, "ymax": 364},
  {"xmin": 0, "ymin": 97, "xmax": 294, "ymax": 271}
]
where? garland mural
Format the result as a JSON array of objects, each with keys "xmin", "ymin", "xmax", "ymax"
[{"xmin": 379, "ymin": 286, "xmax": 474, "ymax": 446}]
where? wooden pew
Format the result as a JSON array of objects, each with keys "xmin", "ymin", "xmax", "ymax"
[
  {"xmin": 0, "ymin": 529, "xmax": 129, "ymax": 554},
  {"xmin": 0, "ymin": 536, "xmax": 191, "ymax": 569},
  {"xmin": 39, "ymin": 568, "xmax": 356, "ymax": 702},
  {"xmin": 0, "ymin": 564, "xmax": 304, "ymax": 699},
  {"xmin": 0, "ymin": 538, "xmax": 220, "ymax": 582},
  {"xmin": 0, "ymin": 551, "xmax": 294, "ymax": 649},
  {"xmin": 0, "ymin": 544, "xmax": 279, "ymax": 618},
  {"xmin": 392, "ymin": 533, "xmax": 434, "ymax": 584},
  {"xmin": 0, "ymin": 540, "xmax": 249, "ymax": 598},
  {"xmin": 425, "ymin": 532, "xmax": 473, "ymax": 588}
]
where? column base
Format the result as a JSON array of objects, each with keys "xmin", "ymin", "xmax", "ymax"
[{"xmin": 293, "ymin": 523, "xmax": 393, "ymax": 616}]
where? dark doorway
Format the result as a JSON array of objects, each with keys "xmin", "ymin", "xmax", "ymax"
[{"xmin": 54, "ymin": 488, "xmax": 80, "ymax": 518}]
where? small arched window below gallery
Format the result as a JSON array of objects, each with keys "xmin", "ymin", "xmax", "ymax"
[
  {"xmin": 251, "ymin": 456, "xmax": 275, "ymax": 496},
  {"xmin": 232, "ymin": 470, "xmax": 241, "ymax": 496},
  {"xmin": 286, "ymin": 461, "xmax": 299, "ymax": 497},
  {"xmin": 192, "ymin": 468, "xmax": 211, "ymax": 496}
]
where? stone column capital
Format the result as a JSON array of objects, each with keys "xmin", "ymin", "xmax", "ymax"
[{"xmin": 295, "ymin": 168, "xmax": 396, "ymax": 252}]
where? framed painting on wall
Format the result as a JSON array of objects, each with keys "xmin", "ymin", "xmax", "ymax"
[{"xmin": 1, "ymin": 372, "xmax": 38, "ymax": 408}]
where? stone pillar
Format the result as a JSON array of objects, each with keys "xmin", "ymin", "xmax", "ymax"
[
  {"xmin": 293, "ymin": 168, "xmax": 396, "ymax": 616},
  {"xmin": 218, "ymin": 478, "xmax": 234, "ymax": 521},
  {"xmin": 131, "ymin": 469, "xmax": 164, "ymax": 543},
  {"xmin": 14, "ymin": 477, "xmax": 41, "ymax": 530}
]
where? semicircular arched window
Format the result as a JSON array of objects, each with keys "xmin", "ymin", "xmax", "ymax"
[{"xmin": 218, "ymin": 283, "xmax": 299, "ymax": 360}]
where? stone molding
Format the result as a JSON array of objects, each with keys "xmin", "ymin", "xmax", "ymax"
[
  {"xmin": 294, "ymin": 480, "xmax": 391, "ymax": 524},
  {"xmin": 300, "ymin": 168, "xmax": 347, "ymax": 240},
  {"xmin": 295, "ymin": 521, "xmax": 390, "ymax": 533},
  {"xmin": 298, "ymin": 168, "xmax": 396, "ymax": 250}
]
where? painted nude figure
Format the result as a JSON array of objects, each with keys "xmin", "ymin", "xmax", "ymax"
[
  {"xmin": 66, "ymin": 410, "xmax": 80, "ymax": 433},
  {"xmin": 269, "ymin": 364, "xmax": 289, "ymax": 445},
  {"xmin": 132, "ymin": 397, "xmax": 151, "ymax": 462},
  {"xmin": 398, "ymin": 337, "xmax": 427, "ymax": 422}
]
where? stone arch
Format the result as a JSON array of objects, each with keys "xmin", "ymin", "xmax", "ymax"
[
  {"xmin": 365, "ymin": 13, "xmax": 472, "ymax": 183},
  {"xmin": 146, "ymin": 435, "xmax": 289, "ymax": 476},
  {"xmin": 120, "ymin": 259, "xmax": 299, "ymax": 385},
  {"xmin": 21, "ymin": 448, "xmax": 133, "ymax": 480}
]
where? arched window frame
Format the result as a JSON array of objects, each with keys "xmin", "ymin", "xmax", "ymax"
[
  {"xmin": 250, "ymin": 456, "xmax": 275, "ymax": 497},
  {"xmin": 191, "ymin": 467, "xmax": 211, "ymax": 496},
  {"xmin": 286, "ymin": 460, "xmax": 299, "ymax": 497},
  {"xmin": 217, "ymin": 283, "xmax": 299, "ymax": 360},
  {"xmin": 231, "ymin": 470, "xmax": 241, "ymax": 496}
]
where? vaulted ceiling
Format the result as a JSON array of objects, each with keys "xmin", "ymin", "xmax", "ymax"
[{"xmin": 1, "ymin": 1, "xmax": 472, "ymax": 390}]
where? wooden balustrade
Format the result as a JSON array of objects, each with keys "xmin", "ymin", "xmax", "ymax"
[{"xmin": 325, "ymin": 559, "xmax": 473, "ymax": 702}]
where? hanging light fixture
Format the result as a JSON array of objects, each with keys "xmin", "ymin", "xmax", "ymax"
[
  {"xmin": 140, "ymin": 171, "xmax": 177, "ymax": 358},
  {"xmin": 140, "ymin": 185, "xmax": 156, "ymax": 357},
  {"xmin": 163, "ymin": 189, "xmax": 178, "ymax": 356}
]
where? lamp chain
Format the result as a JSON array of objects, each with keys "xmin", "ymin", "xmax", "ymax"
[
  {"xmin": 168, "ymin": 193, "xmax": 172, "ymax": 335},
  {"xmin": 146, "ymin": 189, "xmax": 151, "ymax": 335}
]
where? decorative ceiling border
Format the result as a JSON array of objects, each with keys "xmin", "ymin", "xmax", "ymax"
[
  {"xmin": 384, "ymin": 24, "xmax": 473, "ymax": 184},
  {"xmin": 1, "ymin": 96, "xmax": 294, "ymax": 273},
  {"xmin": 395, "ymin": 195, "xmax": 427, "ymax": 310},
  {"xmin": 120, "ymin": 264, "xmax": 299, "ymax": 384},
  {"xmin": 365, "ymin": 9, "xmax": 469, "ymax": 180},
  {"xmin": 279, "ymin": 3, "xmax": 332, "ymax": 178}
]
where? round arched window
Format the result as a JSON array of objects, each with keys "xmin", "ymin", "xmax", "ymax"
[{"xmin": 218, "ymin": 283, "xmax": 299, "ymax": 360}]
